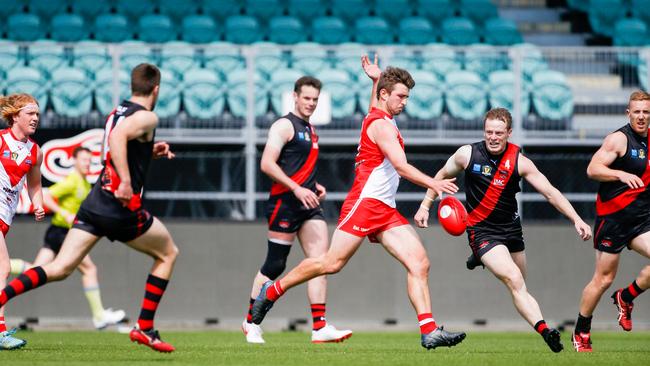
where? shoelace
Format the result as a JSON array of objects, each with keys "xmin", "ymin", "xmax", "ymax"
[{"xmin": 1, "ymin": 328, "xmax": 18, "ymax": 337}]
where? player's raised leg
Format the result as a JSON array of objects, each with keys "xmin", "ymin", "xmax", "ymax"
[
  {"xmin": 611, "ymin": 232, "xmax": 650, "ymax": 331},
  {"xmin": 125, "ymin": 218, "xmax": 179, "ymax": 353},
  {"xmin": 0, "ymin": 233, "xmax": 25, "ymax": 350}
]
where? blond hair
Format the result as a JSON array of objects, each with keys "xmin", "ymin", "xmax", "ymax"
[
  {"xmin": 629, "ymin": 90, "xmax": 650, "ymax": 106},
  {"xmin": 484, "ymin": 107, "xmax": 513, "ymax": 129},
  {"xmin": 0, "ymin": 93, "xmax": 38, "ymax": 126}
]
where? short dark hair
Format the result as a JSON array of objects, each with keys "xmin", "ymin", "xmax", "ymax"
[
  {"xmin": 73, "ymin": 146, "xmax": 91, "ymax": 157},
  {"xmin": 294, "ymin": 76, "xmax": 322, "ymax": 94},
  {"xmin": 376, "ymin": 67, "xmax": 415, "ymax": 99},
  {"xmin": 131, "ymin": 63, "xmax": 161, "ymax": 96},
  {"xmin": 484, "ymin": 107, "xmax": 513, "ymax": 129}
]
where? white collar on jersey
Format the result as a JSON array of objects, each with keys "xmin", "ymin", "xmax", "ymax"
[{"xmin": 2, "ymin": 132, "xmax": 33, "ymax": 165}]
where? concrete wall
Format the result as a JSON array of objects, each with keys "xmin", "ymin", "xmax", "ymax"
[{"xmin": 4, "ymin": 219, "xmax": 649, "ymax": 331}]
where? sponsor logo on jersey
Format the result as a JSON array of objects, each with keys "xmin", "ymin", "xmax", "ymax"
[
  {"xmin": 601, "ymin": 239, "xmax": 612, "ymax": 248},
  {"xmin": 632, "ymin": 149, "xmax": 638, "ymax": 158},
  {"xmin": 482, "ymin": 165, "xmax": 492, "ymax": 176},
  {"xmin": 2, "ymin": 150, "xmax": 9, "ymax": 158},
  {"xmin": 353, "ymin": 225, "xmax": 370, "ymax": 232},
  {"xmin": 472, "ymin": 164, "xmax": 481, "ymax": 173},
  {"xmin": 279, "ymin": 220, "xmax": 290, "ymax": 229},
  {"xmin": 492, "ymin": 179, "xmax": 505, "ymax": 186}
]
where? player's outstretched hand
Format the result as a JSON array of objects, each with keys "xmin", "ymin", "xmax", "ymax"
[
  {"xmin": 315, "ymin": 183, "xmax": 327, "ymax": 202},
  {"xmin": 574, "ymin": 219, "xmax": 592, "ymax": 241},
  {"xmin": 153, "ymin": 141, "xmax": 175, "ymax": 160},
  {"xmin": 414, "ymin": 207, "xmax": 430, "ymax": 228},
  {"xmin": 293, "ymin": 186, "xmax": 320, "ymax": 209},
  {"xmin": 115, "ymin": 181, "xmax": 134, "ymax": 206},
  {"xmin": 33, "ymin": 205, "xmax": 45, "ymax": 221},
  {"xmin": 361, "ymin": 54, "xmax": 381, "ymax": 81},
  {"xmin": 619, "ymin": 171, "xmax": 644, "ymax": 189},
  {"xmin": 430, "ymin": 177, "xmax": 458, "ymax": 197}
]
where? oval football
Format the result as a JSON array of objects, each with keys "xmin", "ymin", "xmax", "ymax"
[{"xmin": 437, "ymin": 196, "xmax": 467, "ymax": 236}]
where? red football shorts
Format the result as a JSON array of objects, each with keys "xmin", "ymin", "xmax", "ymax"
[
  {"xmin": 0, "ymin": 219, "xmax": 10, "ymax": 237},
  {"xmin": 337, "ymin": 197, "xmax": 409, "ymax": 243}
]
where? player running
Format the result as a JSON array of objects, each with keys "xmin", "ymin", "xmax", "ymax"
[
  {"xmin": 0, "ymin": 64, "xmax": 179, "ymax": 353},
  {"xmin": 10, "ymin": 146, "xmax": 126, "ymax": 330},
  {"xmin": 414, "ymin": 107, "xmax": 592, "ymax": 353},
  {"xmin": 243, "ymin": 76, "xmax": 351, "ymax": 344},
  {"xmin": 572, "ymin": 91, "xmax": 650, "ymax": 352},
  {"xmin": 251, "ymin": 56, "xmax": 466, "ymax": 350},
  {"xmin": 0, "ymin": 93, "xmax": 45, "ymax": 350}
]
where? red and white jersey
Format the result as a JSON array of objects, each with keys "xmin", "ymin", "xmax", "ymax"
[
  {"xmin": 0, "ymin": 129, "xmax": 38, "ymax": 225},
  {"xmin": 344, "ymin": 108, "xmax": 404, "ymax": 208}
]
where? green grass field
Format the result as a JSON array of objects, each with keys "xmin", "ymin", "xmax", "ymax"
[{"xmin": 1, "ymin": 331, "xmax": 648, "ymax": 365}]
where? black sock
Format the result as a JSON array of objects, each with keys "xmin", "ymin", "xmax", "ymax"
[
  {"xmin": 246, "ymin": 298, "xmax": 255, "ymax": 324},
  {"xmin": 575, "ymin": 313, "xmax": 592, "ymax": 334}
]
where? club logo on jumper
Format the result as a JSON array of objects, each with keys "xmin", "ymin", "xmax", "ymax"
[
  {"xmin": 10, "ymin": 152, "xmax": 18, "ymax": 161},
  {"xmin": 40, "ymin": 129, "xmax": 104, "ymax": 184},
  {"xmin": 353, "ymin": 225, "xmax": 370, "ymax": 232},
  {"xmin": 482, "ymin": 165, "xmax": 492, "ymax": 176},
  {"xmin": 472, "ymin": 164, "xmax": 481, "ymax": 173},
  {"xmin": 601, "ymin": 239, "xmax": 612, "ymax": 248},
  {"xmin": 640, "ymin": 149, "xmax": 646, "ymax": 159}
]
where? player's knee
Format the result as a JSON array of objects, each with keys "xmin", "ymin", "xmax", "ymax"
[
  {"xmin": 79, "ymin": 262, "xmax": 97, "ymax": 277},
  {"xmin": 410, "ymin": 256, "xmax": 430, "ymax": 278},
  {"xmin": 502, "ymin": 271, "xmax": 525, "ymax": 291},
  {"xmin": 260, "ymin": 240, "xmax": 291, "ymax": 280},
  {"xmin": 166, "ymin": 242, "xmax": 180, "ymax": 262}
]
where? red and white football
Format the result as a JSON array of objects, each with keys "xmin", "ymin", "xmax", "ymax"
[{"xmin": 437, "ymin": 196, "xmax": 468, "ymax": 236}]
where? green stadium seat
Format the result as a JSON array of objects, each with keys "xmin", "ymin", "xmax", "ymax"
[
  {"xmin": 119, "ymin": 41, "xmax": 157, "ymax": 72},
  {"xmin": 28, "ymin": 41, "xmax": 68, "ymax": 79},
  {"xmin": 6, "ymin": 66, "xmax": 48, "ymax": 109},
  {"xmin": 51, "ymin": 13, "xmax": 88, "ymax": 42},
  {"xmin": 8, "ymin": 13, "xmax": 44, "ymax": 42},
  {"xmin": 181, "ymin": 15, "xmax": 220, "ymax": 44},
  {"xmin": 244, "ymin": 0, "xmax": 283, "ymax": 23},
  {"xmin": 316, "ymin": 68, "xmax": 356, "ymax": 119},
  {"xmin": 94, "ymin": 67, "xmax": 130, "ymax": 116},
  {"xmin": 614, "ymin": 18, "xmax": 647, "ymax": 47},
  {"xmin": 115, "ymin": 0, "xmax": 155, "ymax": 22},
  {"xmin": 287, "ymin": 0, "xmax": 327, "ymax": 22},
  {"xmin": 270, "ymin": 68, "xmax": 303, "ymax": 115},
  {"xmin": 588, "ymin": 0, "xmax": 626, "ymax": 37},
  {"xmin": 71, "ymin": 0, "xmax": 109, "ymax": 22},
  {"xmin": 374, "ymin": 0, "xmax": 413, "ymax": 24},
  {"xmin": 531, "ymin": 70, "xmax": 573, "ymax": 121},
  {"xmin": 252, "ymin": 42, "xmax": 287, "ymax": 79},
  {"xmin": 184, "ymin": 68, "xmax": 226, "ymax": 119},
  {"xmin": 488, "ymin": 70, "xmax": 530, "ymax": 116},
  {"xmin": 390, "ymin": 51, "xmax": 420, "ymax": 71},
  {"xmin": 398, "ymin": 17, "xmax": 435, "ymax": 45},
  {"xmin": 416, "ymin": 0, "xmax": 453, "ymax": 26},
  {"xmin": 356, "ymin": 72, "xmax": 373, "ymax": 113},
  {"xmin": 28, "ymin": 0, "xmax": 69, "ymax": 19},
  {"xmin": 72, "ymin": 41, "xmax": 110, "ymax": 78},
  {"xmin": 0, "ymin": 0, "xmax": 25, "ymax": 19},
  {"xmin": 463, "ymin": 44, "xmax": 507, "ymax": 81},
  {"xmin": 0, "ymin": 41, "xmax": 23, "ymax": 77},
  {"xmin": 94, "ymin": 14, "xmax": 131, "ymax": 43},
  {"xmin": 269, "ymin": 16, "xmax": 306, "ymax": 44},
  {"xmin": 226, "ymin": 69, "xmax": 267, "ymax": 118},
  {"xmin": 200, "ymin": 0, "xmax": 241, "ymax": 20},
  {"xmin": 156, "ymin": 69, "xmax": 181, "ymax": 119},
  {"xmin": 331, "ymin": 0, "xmax": 369, "ymax": 25},
  {"xmin": 312, "ymin": 17, "xmax": 349, "ymax": 45},
  {"xmin": 161, "ymin": 42, "xmax": 199, "ymax": 80},
  {"xmin": 50, "ymin": 67, "xmax": 93, "ymax": 118},
  {"xmin": 158, "ymin": 0, "xmax": 199, "ymax": 22},
  {"xmin": 567, "ymin": 0, "xmax": 589, "ymax": 12},
  {"xmin": 290, "ymin": 42, "xmax": 329, "ymax": 76},
  {"xmin": 138, "ymin": 14, "xmax": 176, "ymax": 43},
  {"xmin": 421, "ymin": 43, "xmax": 461, "ymax": 81},
  {"xmin": 484, "ymin": 18, "xmax": 522, "ymax": 46},
  {"xmin": 203, "ymin": 42, "xmax": 245, "ymax": 77},
  {"xmin": 445, "ymin": 70, "xmax": 487, "ymax": 120},
  {"xmin": 510, "ymin": 43, "xmax": 548, "ymax": 81},
  {"xmin": 638, "ymin": 50, "xmax": 650, "ymax": 91},
  {"xmin": 225, "ymin": 15, "xmax": 262, "ymax": 44},
  {"xmin": 407, "ymin": 69, "xmax": 444, "ymax": 119},
  {"xmin": 333, "ymin": 43, "xmax": 369, "ymax": 78},
  {"xmin": 355, "ymin": 17, "xmax": 392, "ymax": 44},
  {"xmin": 632, "ymin": 0, "xmax": 650, "ymax": 30},
  {"xmin": 441, "ymin": 17, "xmax": 479, "ymax": 45},
  {"xmin": 459, "ymin": 0, "xmax": 498, "ymax": 29}
]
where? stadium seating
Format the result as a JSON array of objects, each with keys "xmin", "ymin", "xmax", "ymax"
[
  {"xmin": 27, "ymin": 41, "xmax": 68, "ymax": 79},
  {"xmin": 567, "ymin": 0, "xmax": 589, "ymax": 12},
  {"xmin": 407, "ymin": 70, "xmax": 444, "ymax": 119},
  {"xmin": 463, "ymin": 44, "xmax": 507, "ymax": 80},
  {"xmin": 488, "ymin": 70, "xmax": 530, "ymax": 116},
  {"xmin": 245, "ymin": 0, "xmax": 283, "ymax": 23},
  {"xmin": 270, "ymin": 68, "xmax": 304, "ymax": 115},
  {"xmin": 156, "ymin": 69, "xmax": 182, "ymax": 119},
  {"xmin": 613, "ymin": 18, "xmax": 647, "ymax": 47},
  {"xmin": 161, "ymin": 42, "xmax": 200, "ymax": 80},
  {"xmin": 421, "ymin": 44, "xmax": 461, "ymax": 81},
  {"xmin": 333, "ymin": 43, "xmax": 369, "ymax": 78},
  {"xmin": 587, "ymin": 0, "xmax": 626, "ymax": 38},
  {"xmin": 531, "ymin": 70, "xmax": 573, "ymax": 120},
  {"xmin": 94, "ymin": 14, "xmax": 131, "ymax": 43},
  {"xmin": 316, "ymin": 68, "xmax": 356, "ymax": 119},
  {"xmin": 184, "ymin": 68, "xmax": 226, "ymax": 119},
  {"xmin": 138, "ymin": 14, "xmax": 175, "ymax": 43},
  {"xmin": 7, "ymin": 13, "xmax": 44, "ymax": 42},
  {"xmin": 290, "ymin": 42, "xmax": 329, "ymax": 76},
  {"xmin": 459, "ymin": 0, "xmax": 498, "ymax": 29},
  {"xmin": 374, "ymin": 0, "xmax": 413, "ymax": 24},
  {"xmin": 0, "ymin": 41, "xmax": 23, "ymax": 77},
  {"xmin": 287, "ymin": 0, "xmax": 327, "ymax": 22},
  {"xmin": 398, "ymin": 17, "xmax": 436, "ymax": 45},
  {"xmin": 6, "ymin": 67, "xmax": 48, "ymax": 109},
  {"xmin": 331, "ymin": 0, "xmax": 369, "ymax": 25},
  {"xmin": 444, "ymin": 70, "xmax": 487, "ymax": 120},
  {"xmin": 158, "ymin": 0, "xmax": 199, "ymax": 22},
  {"xmin": 355, "ymin": 17, "xmax": 392, "ymax": 44},
  {"xmin": 200, "ymin": 0, "xmax": 241, "ymax": 20},
  {"xmin": 119, "ymin": 41, "xmax": 157, "ymax": 72},
  {"xmin": 181, "ymin": 15, "xmax": 219, "ymax": 44},
  {"xmin": 252, "ymin": 42, "xmax": 287, "ymax": 79},
  {"xmin": 225, "ymin": 15, "xmax": 262, "ymax": 44},
  {"xmin": 51, "ymin": 13, "xmax": 87, "ymax": 42},
  {"xmin": 312, "ymin": 17, "xmax": 350, "ymax": 45},
  {"xmin": 115, "ymin": 0, "xmax": 156, "ymax": 23},
  {"xmin": 441, "ymin": 17, "xmax": 479, "ymax": 45},
  {"xmin": 390, "ymin": 51, "xmax": 420, "ymax": 72},
  {"xmin": 72, "ymin": 41, "xmax": 111, "ymax": 78},
  {"xmin": 633, "ymin": 0, "xmax": 650, "ymax": 29},
  {"xmin": 226, "ymin": 69, "xmax": 268, "ymax": 118},
  {"xmin": 71, "ymin": 0, "xmax": 108, "ymax": 22},
  {"xmin": 203, "ymin": 42, "xmax": 245, "ymax": 77},
  {"xmin": 50, "ymin": 67, "xmax": 93, "ymax": 118},
  {"xmin": 0, "ymin": 0, "xmax": 24, "ymax": 19},
  {"xmin": 268, "ymin": 16, "xmax": 306, "ymax": 45},
  {"xmin": 417, "ymin": 0, "xmax": 454, "ymax": 27},
  {"xmin": 484, "ymin": 18, "xmax": 523, "ymax": 46},
  {"xmin": 510, "ymin": 43, "xmax": 548, "ymax": 81},
  {"xmin": 29, "ymin": 0, "xmax": 69, "ymax": 19},
  {"xmin": 94, "ymin": 67, "xmax": 130, "ymax": 116}
]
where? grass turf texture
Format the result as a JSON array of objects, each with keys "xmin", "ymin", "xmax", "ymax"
[{"xmin": 1, "ymin": 331, "xmax": 648, "ymax": 365}]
